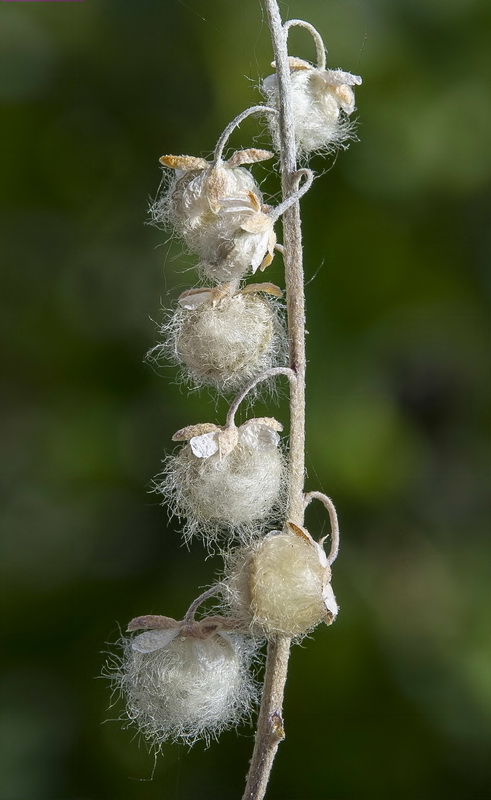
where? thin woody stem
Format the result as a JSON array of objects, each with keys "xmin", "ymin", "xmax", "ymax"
[
  {"xmin": 225, "ymin": 367, "xmax": 295, "ymax": 428},
  {"xmin": 242, "ymin": 1, "xmax": 307, "ymax": 798},
  {"xmin": 214, "ymin": 105, "xmax": 278, "ymax": 164}
]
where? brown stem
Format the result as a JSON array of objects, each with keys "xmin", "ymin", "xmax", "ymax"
[
  {"xmin": 241, "ymin": 636, "xmax": 291, "ymax": 800},
  {"xmin": 242, "ymin": 1, "xmax": 307, "ymax": 798}
]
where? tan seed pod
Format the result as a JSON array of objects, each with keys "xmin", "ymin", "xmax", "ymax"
[{"xmin": 225, "ymin": 523, "xmax": 338, "ymax": 637}]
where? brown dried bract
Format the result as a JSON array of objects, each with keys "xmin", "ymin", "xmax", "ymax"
[
  {"xmin": 226, "ymin": 148, "xmax": 274, "ymax": 167},
  {"xmin": 172, "ymin": 423, "xmax": 220, "ymax": 441},
  {"xmin": 240, "ymin": 282, "xmax": 283, "ymax": 297},
  {"xmin": 159, "ymin": 155, "xmax": 208, "ymax": 171},
  {"xmin": 127, "ymin": 614, "xmax": 178, "ymax": 632}
]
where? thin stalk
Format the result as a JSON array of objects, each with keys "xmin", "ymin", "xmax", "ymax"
[
  {"xmin": 225, "ymin": 367, "xmax": 295, "ymax": 429},
  {"xmin": 303, "ymin": 491, "xmax": 340, "ymax": 564},
  {"xmin": 183, "ymin": 585, "xmax": 223, "ymax": 623},
  {"xmin": 283, "ymin": 19, "xmax": 327, "ymax": 69},
  {"xmin": 214, "ymin": 105, "xmax": 278, "ymax": 163},
  {"xmin": 269, "ymin": 168, "xmax": 313, "ymax": 223},
  {"xmin": 242, "ymin": 1, "xmax": 307, "ymax": 798}
]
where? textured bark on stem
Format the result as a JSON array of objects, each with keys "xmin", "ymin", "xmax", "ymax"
[{"xmin": 242, "ymin": 1, "xmax": 306, "ymax": 798}]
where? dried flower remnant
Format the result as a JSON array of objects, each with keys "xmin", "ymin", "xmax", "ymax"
[
  {"xmin": 262, "ymin": 56, "xmax": 362, "ymax": 155},
  {"xmin": 149, "ymin": 283, "xmax": 286, "ymax": 392},
  {"xmin": 200, "ymin": 191, "xmax": 278, "ymax": 282},
  {"xmin": 156, "ymin": 417, "xmax": 286, "ymax": 545},
  {"xmin": 152, "ymin": 149, "xmax": 274, "ymax": 272},
  {"xmin": 116, "ymin": 613, "xmax": 257, "ymax": 747},
  {"xmin": 225, "ymin": 521, "xmax": 338, "ymax": 637}
]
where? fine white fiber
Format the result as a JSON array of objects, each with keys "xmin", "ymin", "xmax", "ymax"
[
  {"xmin": 262, "ymin": 57, "xmax": 362, "ymax": 156},
  {"xmin": 155, "ymin": 418, "xmax": 287, "ymax": 546},
  {"xmin": 149, "ymin": 290, "xmax": 286, "ymax": 393},
  {"xmin": 116, "ymin": 627, "xmax": 258, "ymax": 747},
  {"xmin": 225, "ymin": 523, "xmax": 338, "ymax": 637}
]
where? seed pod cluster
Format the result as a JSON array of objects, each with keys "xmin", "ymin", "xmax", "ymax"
[
  {"xmin": 112, "ymin": 13, "xmax": 354, "ymax": 754},
  {"xmin": 150, "ymin": 149, "xmax": 288, "ymax": 392}
]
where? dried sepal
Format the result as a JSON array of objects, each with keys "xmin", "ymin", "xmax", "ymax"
[
  {"xmin": 159, "ymin": 155, "xmax": 208, "ymax": 171},
  {"xmin": 240, "ymin": 282, "xmax": 283, "ymax": 298},
  {"xmin": 271, "ymin": 57, "xmax": 311, "ymax": 71},
  {"xmin": 172, "ymin": 423, "xmax": 220, "ymax": 442},
  {"xmin": 177, "ymin": 284, "xmax": 232, "ymax": 310},
  {"xmin": 226, "ymin": 148, "xmax": 274, "ymax": 167},
  {"xmin": 127, "ymin": 615, "xmax": 178, "ymax": 632}
]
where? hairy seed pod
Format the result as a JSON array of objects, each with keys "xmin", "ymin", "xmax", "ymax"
[
  {"xmin": 225, "ymin": 523, "xmax": 338, "ymax": 637},
  {"xmin": 116, "ymin": 622, "xmax": 257, "ymax": 746},
  {"xmin": 156, "ymin": 418, "xmax": 286, "ymax": 546},
  {"xmin": 170, "ymin": 166, "xmax": 259, "ymax": 246},
  {"xmin": 150, "ymin": 290, "xmax": 285, "ymax": 393},
  {"xmin": 151, "ymin": 151, "xmax": 275, "ymax": 277},
  {"xmin": 262, "ymin": 57, "xmax": 361, "ymax": 156}
]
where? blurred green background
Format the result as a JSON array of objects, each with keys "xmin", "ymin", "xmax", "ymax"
[{"xmin": 1, "ymin": 0, "xmax": 490, "ymax": 798}]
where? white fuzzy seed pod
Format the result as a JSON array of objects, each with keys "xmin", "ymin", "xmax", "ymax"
[
  {"xmin": 156, "ymin": 418, "xmax": 286, "ymax": 545},
  {"xmin": 151, "ymin": 151, "xmax": 274, "ymax": 277},
  {"xmin": 225, "ymin": 522, "xmax": 338, "ymax": 637},
  {"xmin": 262, "ymin": 57, "xmax": 362, "ymax": 156},
  {"xmin": 151, "ymin": 287, "xmax": 285, "ymax": 393},
  {"xmin": 118, "ymin": 619, "xmax": 257, "ymax": 746}
]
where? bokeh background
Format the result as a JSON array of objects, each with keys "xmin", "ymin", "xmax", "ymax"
[{"xmin": 1, "ymin": 0, "xmax": 490, "ymax": 798}]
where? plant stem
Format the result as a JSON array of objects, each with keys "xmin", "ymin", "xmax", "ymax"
[
  {"xmin": 242, "ymin": 1, "xmax": 307, "ymax": 797},
  {"xmin": 283, "ymin": 19, "xmax": 327, "ymax": 69},
  {"xmin": 241, "ymin": 636, "xmax": 291, "ymax": 800},
  {"xmin": 304, "ymin": 491, "xmax": 340, "ymax": 564},
  {"xmin": 183, "ymin": 585, "xmax": 223, "ymax": 623},
  {"xmin": 214, "ymin": 105, "xmax": 277, "ymax": 163}
]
